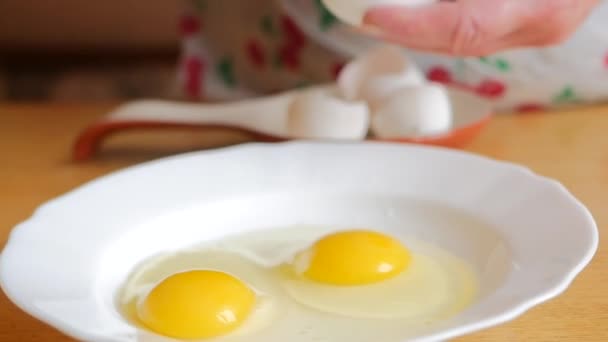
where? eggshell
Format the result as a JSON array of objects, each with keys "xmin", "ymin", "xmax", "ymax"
[
  {"xmin": 371, "ymin": 83, "xmax": 453, "ymax": 138},
  {"xmin": 322, "ymin": 0, "xmax": 437, "ymax": 26},
  {"xmin": 287, "ymin": 88, "xmax": 370, "ymax": 140},
  {"xmin": 337, "ymin": 45, "xmax": 425, "ymax": 109}
]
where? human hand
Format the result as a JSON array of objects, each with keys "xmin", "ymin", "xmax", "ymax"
[{"xmin": 363, "ymin": 0, "xmax": 599, "ymax": 56}]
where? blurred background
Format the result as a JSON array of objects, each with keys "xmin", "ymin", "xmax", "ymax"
[{"xmin": 0, "ymin": 0, "xmax": 183, "ymax": 102}]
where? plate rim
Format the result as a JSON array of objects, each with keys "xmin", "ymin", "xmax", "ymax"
[{"xmin": 0, "ymin": 141, "xmax": 599, "ymax": 342}]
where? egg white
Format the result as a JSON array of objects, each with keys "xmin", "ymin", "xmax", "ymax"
[
  {"xmin": 117, "ymin": 249, "xmax": 285, "ymax": 340},
  {"xmin": 118, "ymin": 226, "xmax": 478, "ymax": 342},
  {"xmin": 218, "ymin": 226, "xmax": 477, "ymax": 322},
  {"xmin": 279, "ymin": 242, "xmax": 477, "ymax": 320}
]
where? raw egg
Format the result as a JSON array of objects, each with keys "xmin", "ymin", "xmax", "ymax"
[
  {"xmin": 118, "ymin": 250, "xmax": 284, "ymax": 340},
  {"xmin": 118, "ymin": 225, "xmax": 478, "ymax": 341},
  {"xmin": 137, "ymin": 270, "xmax": 255, "ymax": 339},
  {"xmin": 292, "ymin": 230, "xmax": 411, "ymax": 286},
  {"xmin": 279, "ymin": 229, "xmax": 476, "ymax": 319}
]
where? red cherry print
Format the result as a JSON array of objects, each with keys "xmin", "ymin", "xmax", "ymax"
[
  {"xmin": 246, "ymin": 39, "xmax": 266, "ymax": 69},
  {"xmin": 476, "ymin": 79, "xmax": 506, "ymax": 98},
  {"xmin": 279, "ymin": 45, "xmax": 300, "ymax": 71},
  {"xmin": 331, "ymin": 62, "xmax": 346, "ymax": 80},
  {"xmin": 184, "ymin": 56, "xmax": 205, "ymax": 99},
  {"xmin": 179, "ymin": 15, "xmax": 201, "ymax": 36},
  {"xmin": 274, "ymin": 16, "xmax": 307, "ymax": 72},
  {"xmin": 281, "ymin": 16, "xmax": 306, "ymax": 48},
  {"xmin": 427, "ymin": 66, "xmax": 453, "ymax": 84},
  {"xmin": 516, "ymin": 103, "xmax": 546, "ymax": 113}
]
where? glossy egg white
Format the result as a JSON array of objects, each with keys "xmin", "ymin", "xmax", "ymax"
[
  {"xmin": 281, "ymin": 242, "xmax": 477, "ymax": 320},
  {"xmin": 224, "ymin": 226, "xmax": 477, "ymax": 321},
  {"xmin": 119, "ymin": 225, "xmax": 479, "ymax": 341},
  {"xmin": 118, "ymin": 250, "xmax": 284, "ymax": 341}
]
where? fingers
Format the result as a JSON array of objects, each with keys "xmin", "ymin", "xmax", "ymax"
[
  {"xmin": 363, "ymin": 2, "xmax": 469, "ymax": 54},
  {"xmin": 362, "ymin": 0, "xmax": 540, "ymax": 56}
]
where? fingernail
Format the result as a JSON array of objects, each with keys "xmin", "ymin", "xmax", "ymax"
[
  {"xmin": 362, "ymin": 8, "xmax": 384, "ymax": 25},
  {"xmin": 358, "ymin": 23, "xmax": 384, "ymax": 37}
]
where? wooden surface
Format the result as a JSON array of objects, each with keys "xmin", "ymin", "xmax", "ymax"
[{"xmin": 0, "ymin": 103, "xmax": 607, "ymax": 341}]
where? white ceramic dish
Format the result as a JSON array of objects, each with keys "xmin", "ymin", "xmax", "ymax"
[{"xmin": 0, "ymin": 142, "xmax": 598, "ymax": 342}]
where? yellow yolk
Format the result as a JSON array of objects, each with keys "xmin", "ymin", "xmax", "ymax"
[
  {"xmin": 293, "ymin": 230, "xmax": 411, "ymax": 286},
  {"xmin": 137, "ymin": 270, "xmax": 256, "ymax": 339}
]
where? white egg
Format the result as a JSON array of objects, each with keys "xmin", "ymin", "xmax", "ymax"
[
  {"xmin": 287, "ymin": 87, "xmax": 370, "ymax": 140},
  {"xmin": 322, "ymin": 0, "xmax": 437, "ymax": 26},
  {"xmin": 372, "ymin": 83, "xmax": 453, "ymax": 138},
  {"xmin": 337, "ymin": 45, "xmax": 425, "ymax": 108}
]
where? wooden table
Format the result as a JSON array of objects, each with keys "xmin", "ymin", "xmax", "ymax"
[{"xmin": 1, "ymin": 103, "xmax": 607, "ymax": 341}]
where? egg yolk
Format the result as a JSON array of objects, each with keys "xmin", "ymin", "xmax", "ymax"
[
  {"xmin": 294, "ymin": 230, "xmax": 411, "ymax": 286},
  {"xmin": 138, "ymin": 270, "xmax": 256, "ymax": 339}
]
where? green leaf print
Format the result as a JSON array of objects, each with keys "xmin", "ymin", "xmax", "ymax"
[
  {"xmin": 216, "ymin": 57, "xmax": 236, "ymax": 88},
  {"xmin": 273, "ymin": 52, "xmax": 283, "ymax": 69},
  {"xmin": 479, "ymin": 56, "xmax": 510, "ymax": 72},
  {"xmin": 192, "ymin": 0, "xmax": 206, "ymax": 12},
  {"xmin": 553, "ymin": 85, "xmax": 578, "ymax": 103},
  {"xmin": 495, "ymin": 59, "xmax": 510, "ymax": 72},
  {"xmin": 454, "ymin": 59, "xmax": 466, "ymax": 78},
  {"xmin": 260, "ymin": 15, "xmax": 276, "ymax": 37},
  {"xmin": 295, "ymin": 80, "xmax": 312, "ymax": 89},
  {"xmin": 314, "ymin": 0, "xmax": 338, "ymax": 31}
]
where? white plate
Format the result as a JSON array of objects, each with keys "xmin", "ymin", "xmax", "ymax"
[{"xmin": 0, "ymin": 142, "xmax": 598, "ymax": 342}]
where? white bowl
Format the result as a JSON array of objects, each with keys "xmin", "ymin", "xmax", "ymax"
[{"xmin": 0, "ymin": 142, "xmax": 598, "ymax": 342}]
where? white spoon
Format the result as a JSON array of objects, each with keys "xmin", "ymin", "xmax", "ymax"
[
  {"xmin": 287, "ymin": 88, "xmax": 371, "ymax": 140},
  {"xmin": 73, "ymin": 86, "xmax": 370, "ymax": 161}
]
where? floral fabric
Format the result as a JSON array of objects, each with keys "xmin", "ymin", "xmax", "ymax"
[{"xmin": 180, "ymin": 0, "xmax": 608, "ymax": 112}]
